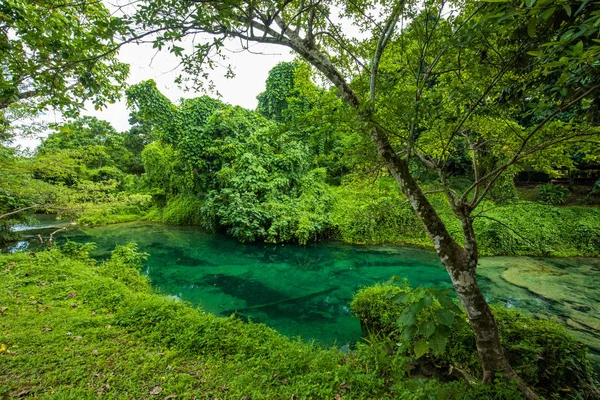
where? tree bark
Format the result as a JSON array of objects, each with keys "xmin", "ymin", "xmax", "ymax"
[{"xmin": 370, "ymin": 126, "xmax": 540, "ymax": 399}]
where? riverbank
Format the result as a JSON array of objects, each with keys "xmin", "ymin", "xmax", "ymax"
[
  {"xmin": 0, "ymin": 244, "xmax": 499, "ymax": 399},
  {"xmin": 3, "ymin": 244, "xmax": 599, "ymax": 399},
  {"xmin": 68, "ymin": 192, "xmax": 600, "ymax": 258},
  {"xmin": 4, "ymin": 219, "xmax": 600, "ymax": 362}
]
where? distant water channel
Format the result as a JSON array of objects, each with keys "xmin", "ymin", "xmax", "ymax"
[{"xmin": 4, "ymin": 217, "xmax": 599, "ymax": 366}]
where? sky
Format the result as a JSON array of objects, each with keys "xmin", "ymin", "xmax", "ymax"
[{"xmin": 16, "ymin": 38, "xmax": 294, "ymax": 150}]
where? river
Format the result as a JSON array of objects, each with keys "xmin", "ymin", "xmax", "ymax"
[{"xmin": 4, "ymin": 217, "xmax": 599, "ymax": 366}]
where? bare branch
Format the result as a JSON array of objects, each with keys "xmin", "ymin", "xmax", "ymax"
[
  {"xmin": 370, "ymin": 2, "xmax": 404, "ymax": 109},
  {"xmin": 0, "ymin": 205, "xmax": 40, "ymax": 220}
]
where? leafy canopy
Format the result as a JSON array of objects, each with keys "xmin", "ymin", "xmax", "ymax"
[{"xmin": 0, "ymin": 0, "xmax": 129, "ymax": 133}]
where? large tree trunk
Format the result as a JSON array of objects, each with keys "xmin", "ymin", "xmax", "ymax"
[
  {"xmin": 279, "ymin": 35, "xmax": 537, "ymax": 397},
  {"xmin": 370, "ymin": 127, "xmax": 540, "ymax": 399}
]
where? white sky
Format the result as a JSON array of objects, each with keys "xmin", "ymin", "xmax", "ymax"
[{"xmin": 16, "ymin": 39, "xmax": 293, "ymax": 150}]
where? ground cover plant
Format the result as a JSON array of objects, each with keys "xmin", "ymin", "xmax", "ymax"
[{"xmin": 0, "ymin": 243, "xmax": 529, "ymax": 399}]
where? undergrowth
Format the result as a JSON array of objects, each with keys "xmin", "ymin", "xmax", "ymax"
[
  {"xmin": 332, "ymin": 180, "xmax": 600, "ymax": 257},
  {"xmin": 0, "ymin": 243, "xmax": 473, "ymax": 399}
]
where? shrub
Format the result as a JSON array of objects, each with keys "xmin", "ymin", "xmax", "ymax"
[
  {"xmin": 538, "ymin": 183, "xmax": 569, "ymax": 204},
  {"xmin": 351, "ymin": 283, "xmax": 600, "ymax": 399},
  {"xmin": 154, "ymin": 195, "xmax": 205, "ymax": 226}
]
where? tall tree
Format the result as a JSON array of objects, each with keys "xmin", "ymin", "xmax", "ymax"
[{"xmin": 125, "ymin": 1, "xmax": 600, "ymax": 397}]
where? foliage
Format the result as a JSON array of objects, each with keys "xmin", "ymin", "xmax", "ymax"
[
  {"xmin": 257, "ymin": 62, "xmax": 373, "ymax": 182},
  {"xmin": 128, "ymin": 81, "xmax": 336, "ymax": 244},
  {"xmin": 538, "ymin": 182, "xmax": 570, "ymax": 204},
  {"xmin": 0, "ymin": 0, "xmax": 128, "ymax": 127},
  {"xmin": 148, "ymin": 195, "xmax": 205, "ymax": 226},
  {"xmin": 0, "ymin": 146, "xmax": 62, "ymax": 242},
  {"xmin": 74, "ymin": 192, "xmax": 152, "ymax": 226},
  {"xmin": 351, "ymin": 283, "xmax": 600, "ymax": 399},
  {"xmin": 35, "ymin": 116, "xmax": 145, "ymax": 176},
  {"xmin": 333, "ymin": 180, "xmax": 600, "ymax": 257},
  {"xmin": 351, "ymin": 282, "xmax": 464, "ymax": 359},
  {"xmin": 0, "ymin": 245, "xmax": 434, "ymax": 399},
  {"xmin": 4, "ymin": 117, "xmax": 154, "ymax": 228},
  {"xmin": 257, "ymin": 61, "xmax": 311, "ymax": 123},
  {"xmin": 448, "ymin": 307, "xmax": 599, "ymax": 399},
  {"xmin": 140, "ymin": 141, "xmax": 186, "ymax": 203},
  {"xmin": 331, "ymin": 178, "xmax": 434, "ymax": 247}
]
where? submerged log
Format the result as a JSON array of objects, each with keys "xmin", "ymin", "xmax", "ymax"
[{"xmin": 221, "ymin": 285, "xmax": 340, "ymax": 316}]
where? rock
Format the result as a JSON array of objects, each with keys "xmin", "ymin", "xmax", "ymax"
[{"xmin": 150, "ymin": 386, "xmax": 162, "ymax": 395}]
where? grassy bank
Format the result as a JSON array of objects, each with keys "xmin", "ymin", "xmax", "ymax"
[
  {"xmin": 0, "ymin": 243, "xmax": 479, "ymax": 399},
  {"xmin": 2, "ymin": 243, "xmax": 598, "ymax": 398},
  {"xmin": 331, "ymin": 182, "xmax": 600, "ymax": 257},
  {"xmin": 67, "ymin": 178, "xmax": 600, "ymax": 258}
]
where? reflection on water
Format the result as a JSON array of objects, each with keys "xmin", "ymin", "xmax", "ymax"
[{"xmin": 3, "ymin": 220, "xmax": 599, "ymax": 366}]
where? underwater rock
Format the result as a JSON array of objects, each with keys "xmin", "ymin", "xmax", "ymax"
[{"xmin": 479, "ymin": 256, "xmax": 600, "ymax": 359}]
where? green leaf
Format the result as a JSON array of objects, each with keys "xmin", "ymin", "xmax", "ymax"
[
  {"xmin": 540, "ymin": 7, "xmax": 556, "ymax": 20},
  {"xmin": 420, "ymin": 294, "xmax": 433, "ymax": 308},
  {"xmin": 525, "ymin": 0, "xmax": 536, "ymax": 6},
  {"xmin": 392, "ymin": 292, "xmax": 410, "ymax": 304},
  {"xmin": 436, "ymin": 295, "xmax": 462, "ymax": 313},
  {"xmin": 414, "ymin": 339, "xmax": 429, "ymax": 358},
  {"xmin": 563, "ymin": 4, "xmax": 572, "ymax": 17},
  {"xmin": 527, "ymin": 17, "xmax": 537, "ymax": 38},
  {"xmin": 435, "ymin": 309, "xmax": 455, "ymax": 326},
  {"xmin": 397, "ymin": 308, "xmax": 417, "ymax": 327},
  {"xmin": 400, "ymin": 324, "xmax": 417, "ymax": 342},
  {"xmin": 410, "ymin": 301, "xmax": 424, "ymax": 315},
  {"xmin": 419, "ymin": 320, "xmax": 436, "ymax": 338},
  {"xmin": 432, "ymin": 288, "xmax": 454, "ymax": 296},
  {"xmin": 429, "ymin": 330, "xmax": 449, "ymax": 354}
]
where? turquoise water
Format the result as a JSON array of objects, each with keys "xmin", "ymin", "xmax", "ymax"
[{"xmin": 4, "ymin": 219, "xmax": 599, "ymax": 360}]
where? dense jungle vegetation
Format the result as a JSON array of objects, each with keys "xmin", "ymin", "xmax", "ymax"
[
  {"xmin": 1, "ymin": 0, "xmax": 600, "ymax": 398},
  {"xmin": 2, "ymin": 62, "xmax": 599, "ymax": 255}
]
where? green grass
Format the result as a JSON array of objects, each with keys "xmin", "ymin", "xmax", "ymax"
[
  {"xmin": 331, "ymin": 181, "xmax": 600, "ymax": 257},
  {"xmin": 6, "ymin": 243, "xmax": 596, "ymax": 398},
  {"xmin": 1, "ymin": 244, "xmax": 460, "ymax": 399}
]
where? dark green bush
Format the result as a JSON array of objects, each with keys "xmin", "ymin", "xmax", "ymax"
[
  {"xmin": 448, "ymin": 307, "xmax": 599, "ymax": 399},
  {"xmin": 351, "ymin": 283, "xmax": 600, "ymax": 399},
  {"xmin": 538, "ymin": 183, "xmax": 569, "ymax": 204},
  {"xmin": 350, "ymin": 283, "xmax": 413, "ymax": 335}
]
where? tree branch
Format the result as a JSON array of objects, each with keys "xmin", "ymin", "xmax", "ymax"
[
  {"xmin": 0, "ymin": 205, "xmax": 40, "ymax": 220},
  {"xmin": 370, "ymin": 2, "xmax": 404, "ymax": 109}
]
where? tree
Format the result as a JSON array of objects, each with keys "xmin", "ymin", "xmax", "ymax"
[
  {"xmin": 37, "ymin": 116, "xmax": 131, "ymax": 170},
  {"xmin": 126, "ymin": 1, "xmax": 600, "ymax": 397},
  {"xmin": 0, "ymin": 0, "xmax": 129, "ymax": 122},
  {"xmin": 257, "ymin": 61, "xmax": 374, "ymax": 181},
  {"xmin": 127, "ymin": 80, "xmax": 335, "ymax": 243}
]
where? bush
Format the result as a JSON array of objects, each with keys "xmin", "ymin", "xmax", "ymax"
[
  {"xmin": 333, "ymin": 179, "xmax": 600, "ymax": 257},
  {"xmin": 450, "ymin": 307, "xmax": 600, "ymax": 399},
  {"xmin": 351, "ymin": 283, "xmax": 600, "ymax": 399},
  {"xmin": 154, "ymin": 195, "xmax": 205, "ymax": 226},
  {"xmin": 331, "ymin": 179, "xmax": 431, "ymax": 246},
  {"xmin": 538, "ymin": 183, "xmax": 569, "ymax": 204}
]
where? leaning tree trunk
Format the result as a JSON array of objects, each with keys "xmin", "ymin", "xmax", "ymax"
[
  {"xmin": 282, "ymin": 36, "xmax": 537, "ymax": 397},
  {"xmin": 370, "ymin": 127, "xmax": 540, "ymax": 400}
]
